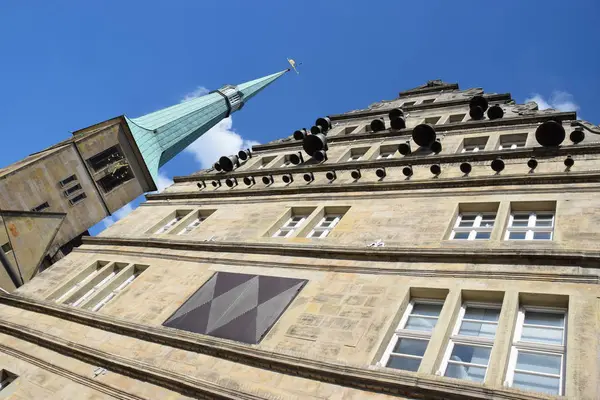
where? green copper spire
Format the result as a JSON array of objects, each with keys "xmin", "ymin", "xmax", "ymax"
[{"xmin": 126, "ymin": 69, "xmax": 289, "ymax": 186}]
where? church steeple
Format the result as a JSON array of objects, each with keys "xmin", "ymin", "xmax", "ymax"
[{"xmin": 126, "ymin": 69, "xmax": 289, "ymax": 185}]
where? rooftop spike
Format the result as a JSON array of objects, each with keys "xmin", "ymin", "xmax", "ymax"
[{"xmin": 126, "ymin": 69, "xmax": 289, "ymax": 185}]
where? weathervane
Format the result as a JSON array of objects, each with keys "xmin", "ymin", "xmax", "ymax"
[{"xmin": 287, "ymin": 58, "xmax": 301, "ymax": 74}]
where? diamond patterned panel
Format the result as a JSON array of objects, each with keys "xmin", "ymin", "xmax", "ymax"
[{"xmin": 163, "ymin": 272, "xmax": 306, "ymax": 344}]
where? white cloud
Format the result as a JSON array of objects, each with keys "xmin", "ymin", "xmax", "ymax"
[
  {"xmin": 525, "ymin": 91, "xmax": 579, "ymax": 112},
  {"xmin": 181, "ymin": 86, "xmax": 209, "ymax": 102},
  {"xmin": 155, "ymin": 170, "xmax": 174, "ymax": 192},
  {"xmin": 102, "ymin": 202, "xmax": 136, "ymax": 229},
  {"xmin": 184, "ymin": 116, "xmax": 260, "ymax": 169}
]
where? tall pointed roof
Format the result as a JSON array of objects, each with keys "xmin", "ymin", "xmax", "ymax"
[{"xmin": 126, "ymin": 69, "xmax": 289, "ymax": 185}]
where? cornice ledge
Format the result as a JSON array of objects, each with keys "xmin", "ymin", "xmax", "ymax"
[
  {"xmin": 0, "ymin": 343, "xmax": 145, "ymax": 400},
  {"xmin": 159, "ymin": 171, "xmax": 600, "ymax": 201},
  {"xmin": 174, "ymin": 143, "xmax": 600, "ymax": 183},
  {"xmin": 398, "ymin": 83, "xmax": 460, "ymax": 96},
  {"xmin": 251, "ymin": 111, "xmax": 576, "ymax": 152},
  {"xmin": 0, "ymin": 296, "xmax": 552, "ymax": 400},
  {"xmin": 0, "ymin": 318, "xmax": 260, "ymax": 400},
  {"xmin": 81, "ymin": 236, "xmax": 600, "ymax": 269},
  {"xmin": 329, "ymin": 93, "xmax": 510, "ymax": 121},
  {"xmin": 73, "ymin": 246, "xmax": 598, "ymax": 284}
]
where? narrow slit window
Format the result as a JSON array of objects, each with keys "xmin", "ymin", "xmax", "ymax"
[
  {"xmin": 64, "ymin": 183, "xmax": 83, "ymax": 196},
  {"xmin": 59, "ymin": 175, "xmax": 77, "ymax": 187},
  {"xmin": 31, "ymin": 202, "xmax": 50, "ymax": 212},
  {"xmin": 177, "ymin": 216, "xmax": 207, "ymax": 235},
  {"xmin": 68, "ymin": 192, "xmax": 87, "ymax": 205}
]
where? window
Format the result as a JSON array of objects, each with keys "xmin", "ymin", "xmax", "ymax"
[
  {"xmin": 257, "ymin": 156, "xmax": 276, "ymax": 169},
  {"xmin": 342, "ymin": 126, "xmax": 358, "ymax": 134},
  {"xmin": 273, "ymin": 215, "xmax": 308, "ymax": 238},
  {"xmin": 505, "ymin": 212, "xmax": 554, "ymax": 241},
  {"xmin": 380, "ymin": 300, "xmax": 444, "ymax": 372},
  {"xmin": 347, "ymin": 148, "xmax": 368, "ymax": 162},
  {"xmin": 68, "ymin": 192, "xmax": 87, "ymax": 205},
  {"xmin": 31, "ymin": 202, "xmax": 50, "ymax": 212},
  {"xmin": 424, "ymin": 116, "xmax": 441, "ymax": 125},
  {"xmin": 91, "ymin": 269, "xmax": 144, "ymax": 312},
  {"xmin": 403, "ymin": 101, "xmax": 415, "ymax": 106},
  {"xmin": 163, "ymin": 271, "xmax": 307, "ymax": 344},
  {"xmin": 448, "ymin": 114, "xmax": 466, "ymax": 123},
  {"xmin": 1, "ymin": 242, "xmax": 11, "ymax": 254},
  {"xmin": 377, "ymin": 151, "xmax": 394, "ymax": 160},
  {"xmin": 177, "ymin": 216, "xmax": 206, "ymax": 235},
  {"xmin": 0, "ymin": 370, "xmax": 17, "ymax": 391},
  {"xmin": 54, "ymin": 261, "xmax": 147, "ymax": 311},
  {"xmin": 97, "ymin": 166, "xmax": 134, "ymax": 193},
  {"xmin": 440, "ymin": 303, "xmax": 501, "ymax": 382},
  {"xmin": 59, "ymin": 174, "xmax": 77, "ymax": 187},
  {"xmin": 64, "ymin": 183, "xmax": 82, "ymax": 196},
  {"xmin": 155, "ymin": 216, "xmax": 184, "ymax": 234},
  {"xmin": 307, "ymin": 214, "xmax": 342, "ymax": 238},
  {"xmin": 87, "ymin": 146, "xmax": 124, "ymax": 172},
  {"xmin": 461, "ymin": 137, "xmax": 488, "ymax": 153},
  {"xmin": 506, "ymin": 307, "xmax": 566, "ymax": 395},
  {"xmin": 281, "ymin": 156, "xmax": 292, "ymax": 167},
  {"xmin": 499, "ymin": 133, "xmax": 527, "ymax": 150},
  {"xmin": 421, "ymin": 99, "xmax": 435, "ymax": 104},
  {"xmin": 451, "ymin": 213, "xmax": 496, "ymax": 240}
]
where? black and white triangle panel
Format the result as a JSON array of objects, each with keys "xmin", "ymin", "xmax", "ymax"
[{"xmin": 163, "ymin": 272, "xmax": 306, "ymax": 344}]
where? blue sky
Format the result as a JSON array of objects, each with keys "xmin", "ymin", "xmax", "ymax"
[{"xmin": 1, "ymin": 1, "xmax": 599, "ymax": 234}]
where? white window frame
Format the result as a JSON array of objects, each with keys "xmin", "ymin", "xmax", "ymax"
[
  {"xmin": 379, "ymin": 299, "xmax": 444, "ymax": 371},
  {"xmin": 348, "ymin": 153, "xmax": 363, "ymax": 162},
  {"xmin": 504, "ymin": 212, "xmax": 554, "ymax": 241},
  {"xmin": 155, "ymin": 216, "xmax": 182, "ymax": 234},
  {"xmin": 438, "ymin": 302, "xmax": 502, "ymax": 382},
  {"xmin": 177, "ymin": 216, "xmax": 206, "ymax": 235},
  {"xmin": 450, "ymin": 213, "xmax": 496, "ymax": 240},
  {"xmin": 273, "ymin": 215, "xmax": 307, "ymax": 238},
  {"xmin": 307, "ymin": 214, "xmax": 342, "ymax": 238},
  {"xmin": 505, "ymin": 306, "xmax": 566, "ymax": 395}
]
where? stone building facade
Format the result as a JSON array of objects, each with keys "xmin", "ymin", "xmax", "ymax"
[
  {"xmin": 0, "ymin": 70, "xmax": 287, "ymax": 291},
  {"xmin": 1, "ymin": 80, "xmax": 599, "ymax": 399}
]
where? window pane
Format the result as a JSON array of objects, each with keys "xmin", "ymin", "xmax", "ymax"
[
  {"xmin": 392, "ymin": 338, "xmax": 428, "ymax": 357},
  {"xmin": 444, "ymin": 363, "xmax": 486, "ymax": 382},
  {"xmin": 512, "ymin": 372, "xmax": 560, "ymax": 395},
  {"xmin": 464, "ymin": 307, "xmax": 500, "ymax": 322},
  {"xmin": 511, "ymin": 215, "xmax": 529, "ymax": 227},
  {"xmin": 480, "ymin": 215, "xmax": 496, "ymax": 225},
  {"xmin": 508, "ymin": 231, "xmax": 527, "ymax": 240},
  {"xmin": 516, "ymin": 352, "xmax": 561, "ymax": 375},
  {"xmin": 449, "ymin": 344, "xmax": 491, "ymax": 365},
  {"xmin": 524, "ymin": 311, "xmax": 565, "ymax": 327},
  {"xmin": 474, "ymin": 231, "xmax": 491, "ymax": 240},
  {"xmin": 405, "ymin": 316, "xmax": 438, "ymax": 332},
  {"xmin": 521, "ymin": 326, "xmax": 563, "ymax": 345},
  {"xmin": 535, "ymin": 219, "xmax": 553, "ymax": 227},
  {"xmin": 533, "ymin": 231, "xmax": 552, "ymax": 240},
  {"xmin": 411, "ymin": 303, "xmax": 443, "ymax": 317},
  {"xmin": 452, "ymin": 231, "xmax": 470, "ymax": 240},
  {"xmin": 458, "ymin": 321, "xmax": 497, "ymax": 338},
  {"xmin": 458, "ymin": 215, "xmax": 476, "ymax": 227},
  {"xmin": 386, "ymin": 355, "xmax": 421, "ymax": 372}
]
